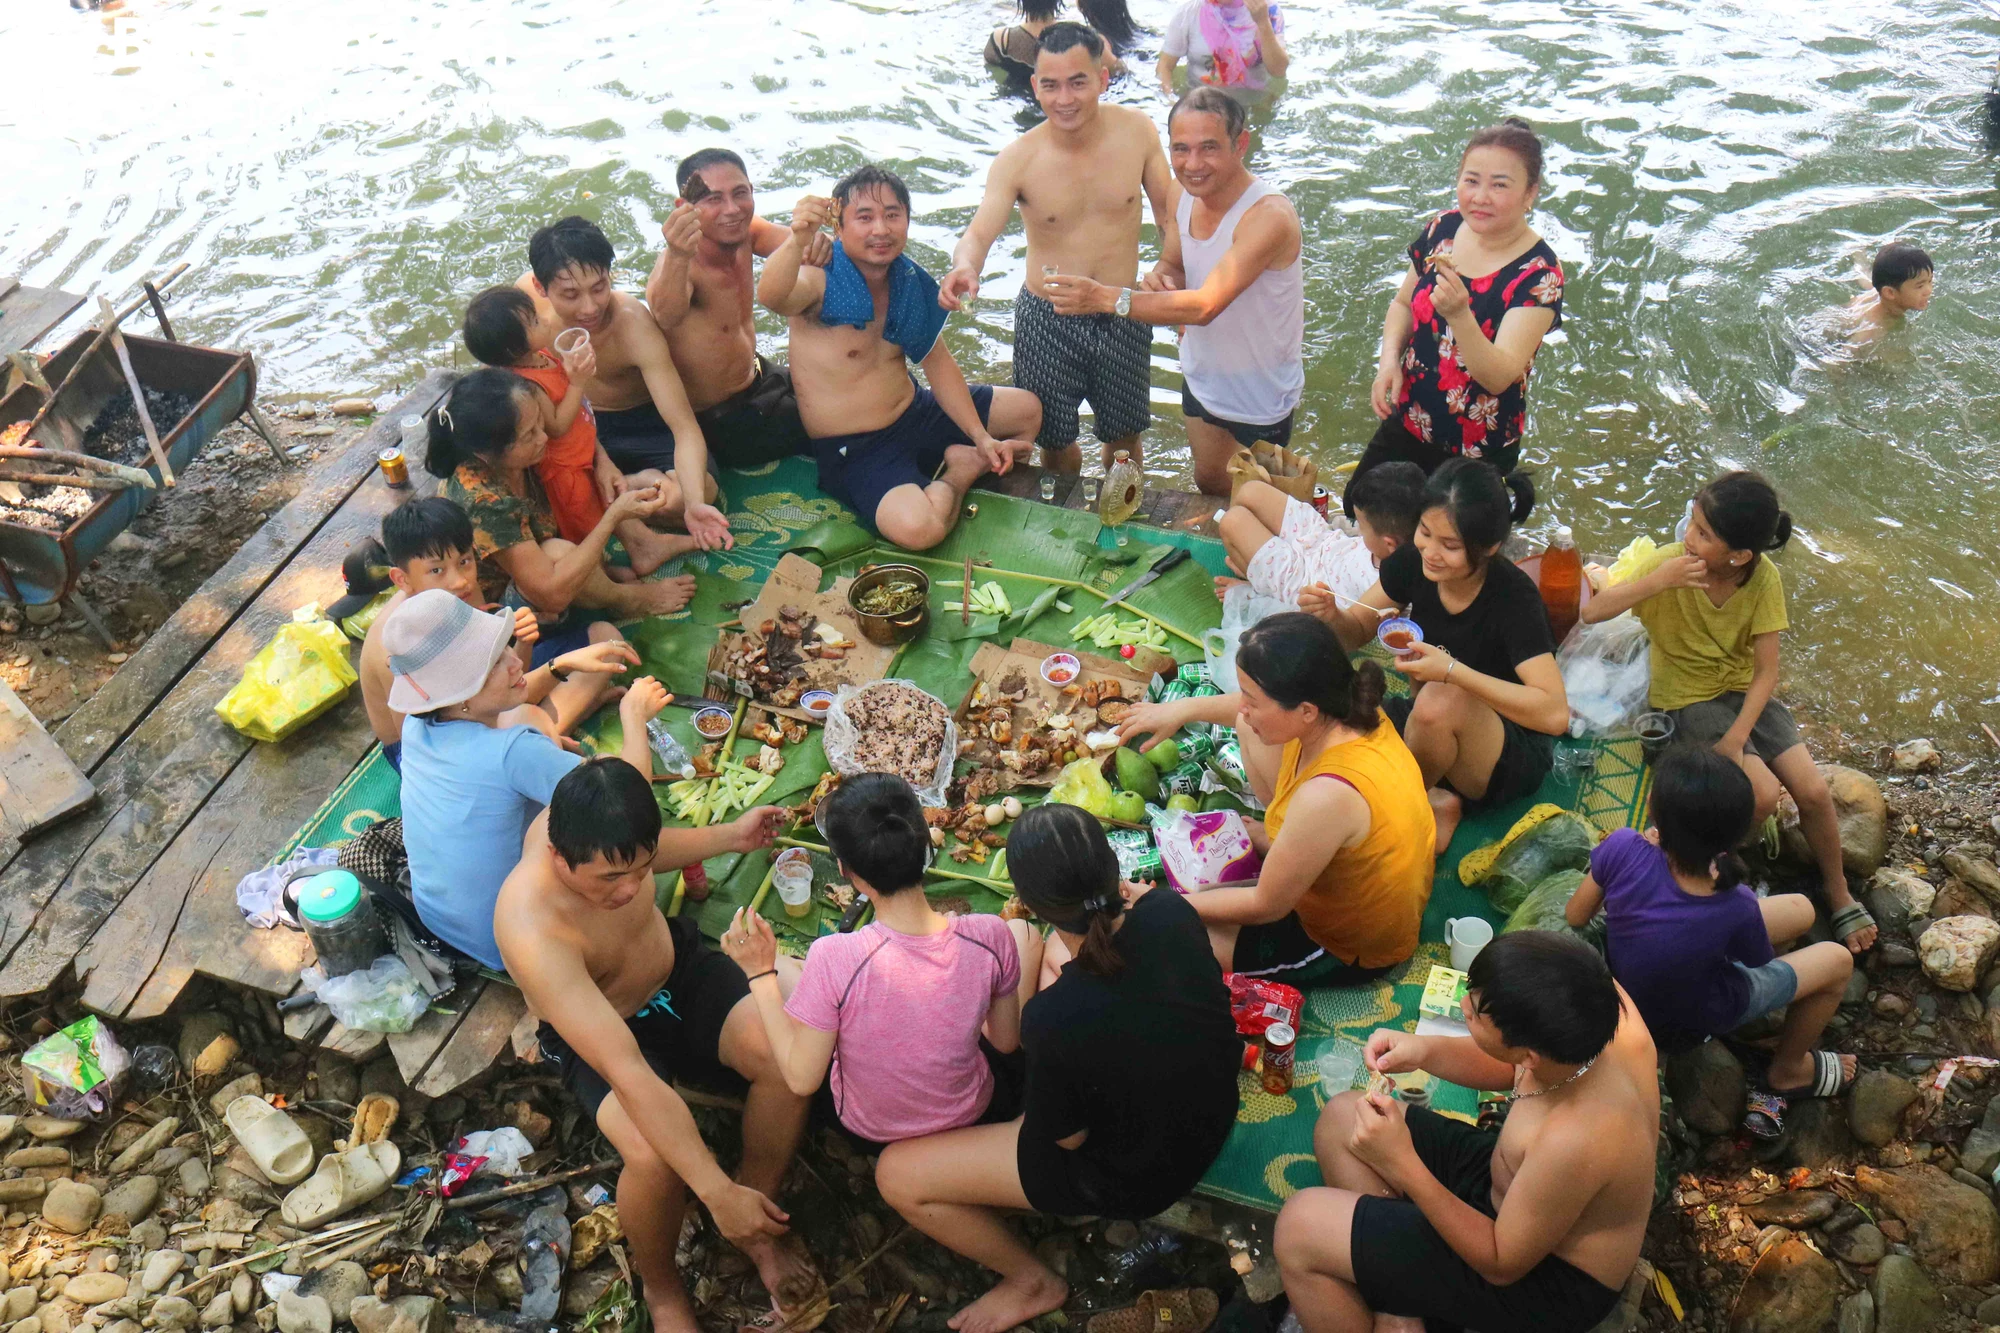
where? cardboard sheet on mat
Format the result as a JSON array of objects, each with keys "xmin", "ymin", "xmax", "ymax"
[{"xmin": 705, "ymin": 553, "xmax": 893, "ymax": 719}]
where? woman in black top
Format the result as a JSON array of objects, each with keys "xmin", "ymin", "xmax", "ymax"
[
  {"xmin": 983, "ymin": 0, "xmax": 1139, "ymax": 82},
  {"xmin": 876, "ymin": 804, "xmax": 1240, "ymax": 1333},
  {"xmin": 1307, "ymin": 459, "xmax": 1569, "ymax": 852}
]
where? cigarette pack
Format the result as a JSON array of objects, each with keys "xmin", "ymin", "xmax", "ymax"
[{"xmin": 1419, "ymin": 965, "xmax": 1469, "ymax": 1019}]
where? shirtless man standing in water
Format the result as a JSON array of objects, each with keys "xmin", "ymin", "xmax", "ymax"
[
  {"xmin": 644, "ymin": 148, "xmax": 830, "ymax": 469},
  {"xmin": 759, "ymin": 165, "xmax": 1041, "ymax": 550},
  {"xmin": 518, "ymin": 217, "xmax": 733, "ymax": 551},
  {"xmin": 941, "ymin": 21, "xmax": 1175, "ymax": 473},
  {"xmin": 496, "ymin": 758, "xmax": 819, "ymax": 1333},
  {"xmin": 1275, "ymin": 931, "xmax": 1657, "ymax": 1333}
]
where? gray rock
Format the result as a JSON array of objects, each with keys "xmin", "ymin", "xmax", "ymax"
[
  {"xmin": 308, "ymin": 1054, "xmax": 358, "ymax": 1107},
  {"xmin": 274, "ymin": 1293, "xmax": 331, "ymax": 1333},
  {"xmin": 1826, "ymin": 1201, "xmax": 1870, "ymax": 1235},
  {"xmin": 150, "ymin": 1296, "xmax": 198, "ymax": 1331},
  {"xmin": 141, "ymin": 1251, "xmax": 185, "ymax": 1294},
  {"xmin": 58, "ymin": 1276, "xmax": 124, "ymax": 1307},
  {"xmin": 1843, "ymin": 970, "xmax": 1871, "ymax": 1007},
  {"xmin": 128, "ymin": 1220, "xmax": 166, "ymax": 1253},
  {"xmin": 1849, "ymin": 1071, "xmax": 1921, "ymax": 1147},
  {"xmin": 1828, "ymin": 1223, "xmax": 1887, "ymax": 1266},
  {"xmin": 38, "ymin": 1181, "xmax": 99, "ymax": 1234},
  {"xmin": 175, "ymin": 1014, "xmax": 235, "ymax": 1079},
  {"xmin": 348, "ymin": 1298, "xmax": 442, "ymax": 1333},
  {"xmin": 101, "ymin": 1322, "xmax": 140, "ymax": 1333},
  {"xmin": 175, "ymin": 1157, "xmax": 210, "ymax": 1198},
  {"xmin": 295, "ymin": 1265, "xmax": 366, "ymax": 1325},
  {"xmin": 1960, "ymin": 1099, "xmax": 2000, "ymax": 1179},
  {"xmin": 1665, "ymin": 1041, "xmax": 1746, "ymax": 1136},
  {"xmin": 1839, "ymin": 1291, "xmax": 1875, "ymax": 1333},
  {"xmin": 230, "ymin": 1273, "xmax": 254, "ymax": 1317},
  {"xmin": 206, "ymin": 1074, "xmax": 261, "ymax": 1119},
  {"xmin": 106, "ymin": 1117, "xmax": 179, "ymax": 1176},
  {"xmin": 1953, "ymin": 1167, "xmax": 1993, "ymax": 1198},
  {"xmin": 1730, "ymin": 1236, "xmax": 1842, "ymax": 1333},
  {"xmin": 1976, "ymin": 1293, "xmax": 2000, "ymax": 1325},
  {"xmin": 1874, "ymin": 1254, "xmax": 1942, "ymax": 1333},
  {"xmin": 144, "ymin": 1146, "xmax": 191, "ymax": 1176},
  {"xmin": 98, "ymin": 1176, "xmax": 159, "ymax": 1227},
  {"xmin": 198, "ymin": 1291, "xmax": 233, "ymax": 1328},
  {"xmin": 7, "ymin": 1318, "xmax": 37, "ymax": 1333},
  {"xmin": 5, "ymin": 1291, "xmax": 36, "ymax": 1322},
  {"xmin": 0, "ymin": 1180, "xmax": 46, "ymax": 1206},
  {"xmin": 1867, "ymin": 887, "xmax": 1914, "ymax": 939},
  {"xmin": 1788, "ymin": 1097, "xmax": 1857, "ymax": 1168}
]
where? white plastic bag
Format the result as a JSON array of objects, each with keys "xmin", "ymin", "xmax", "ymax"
[
  {"xmin": 1203, "ymin": 584, "xmax": 1291, "ymax": 695},
  {"xmin": 304, "ymin": 955, "xmax": 430, "ymax": 1033},
  {"xmin": 1558, "ymin": 613, "xmax": 1652, "ymax": 738},
  {"xmin": 455, "ymin": 1127, "xmax": 536, "ymax": 1176}
]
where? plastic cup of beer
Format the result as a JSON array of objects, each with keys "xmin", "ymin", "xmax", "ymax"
[
  {"xmin": 773, "ymin": 849, "xmax": 814, "ymax": 919},
  {"xmin": 554, "ymin": 327, "xmax": 590, "ymax": 357}
]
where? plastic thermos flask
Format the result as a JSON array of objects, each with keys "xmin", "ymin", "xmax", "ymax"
[{"xmin": 293, "ymin": 870, "xmax": 388, "ymax": 978}]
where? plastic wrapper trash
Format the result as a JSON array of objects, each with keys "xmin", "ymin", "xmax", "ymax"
[
  {"xmin": 1558, "ymin": 612, "xmax": 1651, "ymax": 738},
  {"xmin": 21, "ymin": 1015, "xmax": 130, "ymax": 1120},
  {"xmin": 454, "ymin": 1127, "xmax": 536, "ymax": 1177},
  {"xmin": 1457, "ymin": 804, "xmax": 1601, "ymax": 916},
  {"xmin": 216, "ymin": 607, "xmax": 359, "ymax": 743},
  {"xmin": 1047, "ymin": 755, "xmax": 1119, "ymax": 819},
  {"xmin": 820, "ymin": 679, "xmax": 958, "ymax": 808},
  {"xmin": 300, "ymin": 955, "xmax": 430, "ymax": 1033},
  {"xmin": 1606, "ymin": 536, "xmax": 1660, "ymax": 587},
  {"xmin": 1500, "ymin": 869, "xmax": 1603, "ymax": 952}
]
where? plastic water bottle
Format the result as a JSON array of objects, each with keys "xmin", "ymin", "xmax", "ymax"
[{"xmin": 645, "ymin": 719, "xmax": 696, "ymax": 780}]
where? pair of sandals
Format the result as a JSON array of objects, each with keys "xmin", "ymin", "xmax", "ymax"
[
  {"xmin": 1087, "ymin": 1290, "xmax": 1220, "ymax": 1333},
  {"xmin": 1743, "ymin": 1049, "xmax": 1850, "ymax": 1140}
]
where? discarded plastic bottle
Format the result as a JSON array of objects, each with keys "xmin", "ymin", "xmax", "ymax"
[
  {"xmin": 518, "ymin": 1201, "xmax": 571, "ymax": 1324},
  {"xmin": 1100, "ymin": 1225, "xmax": 1187, "ymax": 1292},
  {"xmin": 645, "ymin": 719, "xmax": 697, "ymax": 781}
]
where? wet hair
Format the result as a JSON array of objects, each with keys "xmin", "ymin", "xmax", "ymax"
[
  {"xmin": 1466, "ymin": 931, "xmax": 1619, "ymax": 1066},
  {"xmin": 1694, "ymin": 470, "xmax": 1790, "ymax": 583},
  {"xmin": 1078, "ymin": 0, "xmax": 1142, "ymax": 54},
  {"xmin": 820, "ymin": 772, "xmax": 929, "ymax": 894},
  {"xmin": 1007, "ymin": 803, "xmax": 1125, "ymax": 978},
  {"xmin": 1038, "ymin": 19, "xmax": 1104, "ymax": 61},
  {"xmin": 1019, "ymin": 0, "xmax": 1063, "ymax": 20},
  {"xmin": 548, "ymin": 757, "xmax": 663, "ymax": 870},
  {"xmin": 677, "ymin": 147, "xmax": 748, "ymax": 195},
  {"xmin": 1236, "ymin": 612, "xmax": 1387, "ymax": 732},
  {"xmin": 832, "ymin": 164, "xmax": 912, "ymax": 216},
  {"xmin": 1649, "ymin": 747, "xmax": 1754, "ymax": 891},
  {"xmin": 382, "ymin": 496, "xmax": 476, "ymax": 567},
  {"xmin": 1168, "ymin": 85, "xmax": 1248, "ymax": 142},
  {"xmin": 1347, "ymin": 460, "xmax": 1427, "ymax": 545},
  {"xmin": 422, "ymin": 368, "xmax": 536, "ymax": 479},
  {"xmin": 1461, "ymin": 116, "xmax": 1545, "ymax": 191},
  {"xmin": 461, "ymin": 286, "xmax": 536, "ymax": 368},
  {"xmin": 1871, "ymin": 241, "xmax": 1933, "ymax": 292},
  {"xmin": 528, "ymin": 215, "xmax": 615, "ymax": 286},
  {"xmin": 1420, "ymin": 457, "xmax": 1535, "ymax": 569}
]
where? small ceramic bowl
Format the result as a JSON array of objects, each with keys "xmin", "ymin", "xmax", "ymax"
[
  {"xmin": 692, "ymin": 706, "xmax": 734, "ymax": 739},
  {"xmin": 801, "ymin": 689, "xmax": 835, "ymax": 719},
  {"xmin": 1376, "ymin": 617, "xmax": 1424, "ymax": 656},
  {"xmin": 1040, "ymin": 652, "xmax": 1080, "ymax": 686}
]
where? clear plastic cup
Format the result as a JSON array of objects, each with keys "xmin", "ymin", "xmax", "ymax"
[
  {"xmin": 1039, "ymin": 474, "xmax": 1058, "ymax": 501},
  {"xmin": 773, "ymin": 850, "xmax": 814, "ymax": 918},
  {"xmin": 1316, "ymin": 1039, "xmax": 1365, "ymax": 1093},
  {"xmin": 554, "ymin": 327, "xmax": 590, "ymax": 357}
]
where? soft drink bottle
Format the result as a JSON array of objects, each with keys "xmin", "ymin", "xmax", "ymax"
[{"xmin": 1537, "ymin": 525, "xmax": 1582, "ymax": 644}]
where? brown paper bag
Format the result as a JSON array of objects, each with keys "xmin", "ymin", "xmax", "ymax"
[
  {"xmin": 1250, "ymin": 440, "xmax": 1319, "ymax": 503},
  {"xmin": 1224, "ymin": 446, "xmax": 1268, "ymax": 504}
]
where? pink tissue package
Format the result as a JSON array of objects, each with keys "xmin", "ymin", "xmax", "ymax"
[{"xmin": 1159, "ymin": 810, "xmax": 1263, "ymax": 895}]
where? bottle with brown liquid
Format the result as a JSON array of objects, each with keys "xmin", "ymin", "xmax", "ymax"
[{"xmin": 1537, "ymin": 524, "xmax": 1582, "ymax": 644}]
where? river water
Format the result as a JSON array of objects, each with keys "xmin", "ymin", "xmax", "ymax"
[{"xmin": 5, "ymin": 0, "xmax": 1998, "ymax": 753}]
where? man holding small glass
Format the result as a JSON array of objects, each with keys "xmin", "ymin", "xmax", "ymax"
[{"xmin": 940, "ymin": 21, "xmax": 1176, "ymax": 475}]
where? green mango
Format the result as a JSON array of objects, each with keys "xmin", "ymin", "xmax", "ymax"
[
  {"xmin": 1200, "ymin": 790, "xmax": 1251, "ymax": 815},
  {"xmin": 1145, "ymin": 737, "xmax": 1182, "ymax": 771},
  {"xmin": 1112, "ymin": 747, "xmax": 1164, "ymax": 804}
]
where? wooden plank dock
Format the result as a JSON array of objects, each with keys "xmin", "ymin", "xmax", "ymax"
[{"xmin": 0, "ymin": 381, "xmax": 1222, "ymax": 1097}]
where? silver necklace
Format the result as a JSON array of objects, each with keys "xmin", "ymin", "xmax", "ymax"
[{"xmin": 1510, "ymin": 1054, "xmax": 1597, "ymax": 1101}]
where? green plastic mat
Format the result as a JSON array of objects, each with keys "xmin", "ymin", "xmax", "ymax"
[{"xmin": 278, "ymin": 457, "xmax": 1657, "ymax": 1214}]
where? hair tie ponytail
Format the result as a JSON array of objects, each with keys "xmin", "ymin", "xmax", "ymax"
[
  {"xmin": 1768, "ymin": 511, "xmax": 1793, "ymax": 550},
  {"xmin": 1346, "ymin": 660, "xmax": 1387, "ymax": 731},
  {"xmin": 423, "ymin": 394, "xmax": 460, "ymax": 479},
  {"xmin": 1503, "ymin": 470, "xmax": 1536, "ymax": 524},
  {"xmin": 1712, "ymin": 851, "xmax": 1747, "ymax": 895}
]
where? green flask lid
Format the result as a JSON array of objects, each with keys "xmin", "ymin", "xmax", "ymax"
[{"xmin": 297, "ymin": 870, "xmax": 364, "ymax": 923}]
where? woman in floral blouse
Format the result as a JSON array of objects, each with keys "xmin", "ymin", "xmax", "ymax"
[{"xmin": 1344, "ymin": 118, "xmax": 1565, "ymax": 516}]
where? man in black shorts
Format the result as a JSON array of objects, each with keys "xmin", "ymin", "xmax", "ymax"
[
  {"xmin": 1274, "ymin": 932, "xmax": 1658, "ymax": 1333},
  {"xmin": 494, "ymin": 760, "xmax": 818, "ymax": 1333}
]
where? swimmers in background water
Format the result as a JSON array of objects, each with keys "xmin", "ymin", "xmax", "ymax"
[
  {"xmin": 1847, "ymin": 241, "xmax": 1934, "ymax": 344},
  {"xmin": 984, "ymin": 0, "xmax": 1138, "ymax": 81},
  {"xmin": 1157, "ymin": 0, "xmax": 1288, "ymax": 95}
]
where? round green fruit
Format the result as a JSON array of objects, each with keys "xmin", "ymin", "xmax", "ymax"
[
  {"xmin": 1166, "ymin": 794, "xmax": 1201, "ymax": 813},
  {"xmin": 1145, "ymin": 738, "xmax": 1182, "ymax": 771},
  {"xmin": 1106, "ymin": 791, "xmax": 1148, "ymax": 824}
]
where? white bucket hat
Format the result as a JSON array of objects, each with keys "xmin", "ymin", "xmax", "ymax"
[{"xmin": 382, "ymin": 588, "xmax": 514, "ymax": 715}]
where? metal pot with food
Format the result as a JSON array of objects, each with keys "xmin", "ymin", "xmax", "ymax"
[{"xmin": 846, "ymin": 564, "xmax": 930, "ymax": 646}]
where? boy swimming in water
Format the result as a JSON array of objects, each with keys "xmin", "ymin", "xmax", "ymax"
[{"xmin": 1850, "ymin": 241, "xmax": 1934, "ymax": 339}]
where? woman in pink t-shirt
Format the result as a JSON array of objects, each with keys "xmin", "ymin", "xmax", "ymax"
[{"xmin": 722, "ymin": 774, "xmax": 1032, "ymax": 1149}]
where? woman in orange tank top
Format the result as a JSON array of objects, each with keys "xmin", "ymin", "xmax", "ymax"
[{"xmin": 1116, "ymin": 612, "xmax": 1435, "ymax": 988}]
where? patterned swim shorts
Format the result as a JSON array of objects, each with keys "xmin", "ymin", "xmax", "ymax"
[{"xmin": 1011, "ymin": 288, "xmax": 1153, "ymax": 451}]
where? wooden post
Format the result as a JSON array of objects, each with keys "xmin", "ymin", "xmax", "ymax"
[{"xmin": 97, "ymin": 296, "xmax": 174, "ymax": 487}]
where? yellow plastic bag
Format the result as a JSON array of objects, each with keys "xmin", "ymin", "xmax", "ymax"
[
  {"xmin": 216, "ymin": 607, "xmax": 358, "ymax": 743},
  {"xmin": 1606, "ymin": 536, "xmax": 1659, "ymax": 587},
  {"xmin": 1047, "ymin": 756, "xmax": 1118, "ymax": 819}
]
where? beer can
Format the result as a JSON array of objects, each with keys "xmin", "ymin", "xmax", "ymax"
[
  {"xmin": 1209, "ymin": 737, "xmax": 1249, "ymax": 794},
  {"xmin": 1159, "ymin": 679, "xmax": 1192, "ymax": 704},
  {"xmin": 1311, "ymin": 485, "xmax": 1330, "ymax": 517},
  {"xmin": 378, "ymin": 448, "xmax": 411, "ymax": 488},
  {"xmin": 1178, "ymin": 732, "xmax": 1217, "ymax": 766},
  {"xmin": 1261, "ymin": 1022, "xmax": 1297, "ymax": 1094},
  {"xmin": 1177, "ymin": 661, "xmax": 1212, "ymax": 686},
  {"xmin": 1191, "ymin": 682, "xmax": 1222, "ymax": 700},
  {"xmin": 1106, "ymin": 828, "xmax": 1163, "ymax": 880},
  {"xmin": 1165, "ymin": 760, "xmax": 1205, "ymax": 797}
]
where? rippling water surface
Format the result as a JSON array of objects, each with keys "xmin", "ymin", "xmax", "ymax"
[{"xmin": 5, "ymin": 0, "xmax": 1998, "ymax": 751}]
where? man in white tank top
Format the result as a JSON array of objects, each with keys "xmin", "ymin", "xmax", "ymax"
[{"xmin": 1047, "ymin": 85, "xmax": 1304, "ymax": 495}]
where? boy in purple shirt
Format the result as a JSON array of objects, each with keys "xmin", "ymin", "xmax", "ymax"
[
  {"xmin": 723, "ymin": 773, "xmax": 1030, "ymax": 1151},
  {"xmin": 1565, "ymin": 747, "xmax": 1853, "ymax": 1137}
]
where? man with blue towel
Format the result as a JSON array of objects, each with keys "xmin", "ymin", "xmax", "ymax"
[{"xmin": 758, "ymin": 165, "xmax": 1042, "ymax": 551}]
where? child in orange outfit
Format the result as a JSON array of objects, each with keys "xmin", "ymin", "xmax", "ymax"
[{"xmin": 461, "ymin": 286, "xmax": 685, "ymax": 575}]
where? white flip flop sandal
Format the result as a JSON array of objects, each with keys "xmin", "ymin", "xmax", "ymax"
[
  {"xmin": 280, "ymin": 1140, "xmax": 401, "ymax": 1228},
  {"xmin": 224, "ymin": 1095, "xmax": 315, "ymax": 1186}
]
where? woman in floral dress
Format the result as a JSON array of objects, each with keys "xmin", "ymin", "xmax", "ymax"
[{"xmin": 1344, "ymin": 118, "xmax": 1565, "ymax": 516}]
